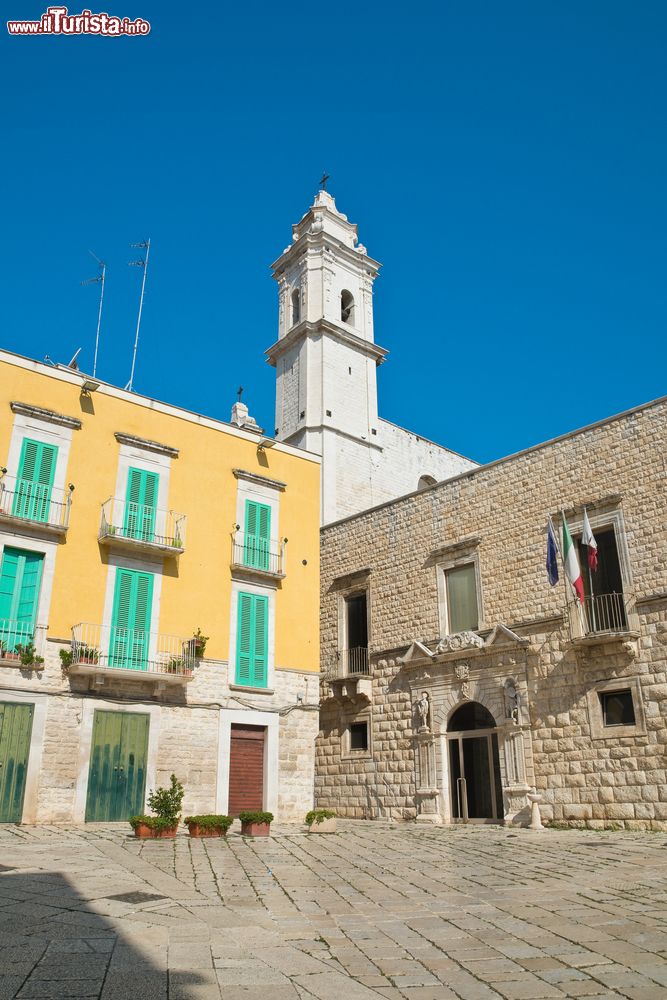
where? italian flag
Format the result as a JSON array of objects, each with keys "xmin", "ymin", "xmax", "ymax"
[{"xmin": 562, "ymin": 513, "xmax": 584, "ymax": 604}]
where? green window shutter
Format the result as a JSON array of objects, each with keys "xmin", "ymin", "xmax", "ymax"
[
  {"xmin": 236, "ymin": 593, "xmax": 253, "ymax": 685},
  {"xmin": 244, "ymin": 500, "xmax": 271, "ymax": 570},
  {"xmin": 14, "ymin": 438, "xmax": 58, "ymax": 523},
  {"xmin": 123, "ymin": 467, "xmax": 159, "ymax": 542},
  {"xmin": 109, "ymin": 569, "xmax": 154, "ymax": 670},
  {"xmin": 0, "ymin": 548, "xmax": 43, "ymax": 651},
  {"xmin": 235, "ymin": 592, "xmax": 268, "ymax": 687},
  {"xmin": 252, "ymin": 595, "xmax": 268, "ymax": 687}
]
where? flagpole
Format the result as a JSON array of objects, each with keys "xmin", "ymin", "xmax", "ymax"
[{"xmin": 561, "ymin": 508, "xmax": 585, "ymax": 637}]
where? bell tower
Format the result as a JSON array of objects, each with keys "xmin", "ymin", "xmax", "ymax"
[{"xmin": 266, "ymin": 189, "xmax": 387, "ymax": 522}]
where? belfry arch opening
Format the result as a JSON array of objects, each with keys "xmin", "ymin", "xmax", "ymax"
[
  {"xmin": 291, "ymin": 288, "xmax": 301, "ymax": 326},
  {"xmin": 340, "ymin": 289, "xmax": 355, "ymax": 325}
]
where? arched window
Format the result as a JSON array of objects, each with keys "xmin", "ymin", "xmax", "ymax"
[
  {"xmin": 340, "ymin": 289, "xmax": 355, "ymax": 325},
  {"xmin": 291, "ymin": 288, "xmax": 301, "ymax": 326},
  {"xmin": 417, "ymin": 475, "xmax": 437, "ymax": 491}
]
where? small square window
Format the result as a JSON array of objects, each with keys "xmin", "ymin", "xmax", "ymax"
[
  {"xmin": 600, "ymin": 690, "xmax": 635, "ymax": 727},
  {"xmin": 349, "ymin": 722, "xmax": 369, "ymax": 752}
]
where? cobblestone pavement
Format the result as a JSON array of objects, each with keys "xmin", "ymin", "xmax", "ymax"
[{"xmin": 1, "ymin": 822, "xmax": 667, "ymax": 999}]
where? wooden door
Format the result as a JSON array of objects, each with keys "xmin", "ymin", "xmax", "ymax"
[
  {"xmin": 0, "ymin": 702, "xmax": 34, "ymax": 823},
  {"xmin": 85, "ymin": 710, "xmax": 149, "ymax": 821},
  {"xmin": 228, "ymin": 725, "xmax": 265, "ymax": 816}
]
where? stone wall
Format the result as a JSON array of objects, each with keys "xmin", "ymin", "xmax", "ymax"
[
  {"xmin": 317, "ymin": 397, "xmax": 667, "ymax": 829},
  {"xmin": 0, "ymin": 638, "xmax": 318, "ymax": 823}
]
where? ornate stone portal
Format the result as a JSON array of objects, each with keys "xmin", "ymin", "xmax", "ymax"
[{"xmin": 402, "ymin": 626, "xmax": 535, "ymax": 826}]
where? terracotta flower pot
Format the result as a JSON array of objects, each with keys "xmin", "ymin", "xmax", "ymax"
[
  {"xmin": 187, "ymin": 823, "xmax": 227, "ymax": 838},
  {"xmin": 2, "ymin": 652, "xmax": 20, "ymax": 662},
  {"xmin": 241, "ymin": 821, "xmax": 271, "ymax": 837},
  {"xmin": 134, "ymin": 823, "xmax": 178, "ymax": 839}
]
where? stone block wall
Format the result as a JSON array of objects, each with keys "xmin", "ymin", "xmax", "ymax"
[{"xmin": 317, "ymin": 397, "xmax": 667, "ymax": 828}]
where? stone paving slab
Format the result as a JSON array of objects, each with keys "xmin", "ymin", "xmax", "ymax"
[{"xmin": 1, "ymin": 823, "xmax": 667, "ymax": 998}]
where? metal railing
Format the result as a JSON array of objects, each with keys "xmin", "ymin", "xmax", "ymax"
[
  {"xmin": 324, "ymin": 646, "xmax": 370, "ymax": 679},
  {"xmin": 231, "ymin": 532, "xmax": 285, "ymax": 575},
  {"xmin": 71, "ymin": 623, "xmax": 195, "ymax": 677},
  {"xmin": 0, "ymin": 618, "xmax": 36, "ymax": 658},
  {"xmin": 0, "ymin": 474, "xmax": 72, "ymax": 530},
  {"xmin": 570, "ymin": 592, "xmax": 629, "ymax": 638},
  {"xmin": 99, "ymin": 498, "xmax": 186, "ymax": 550}
]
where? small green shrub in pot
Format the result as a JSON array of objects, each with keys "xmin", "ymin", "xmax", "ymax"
[
  {"xmin": 184, "ymin": 814, "xmax": 233, "ymax": 837},
  {"xmin": 239, "ymin": 810, "xmax": 274, "ymax": 836},
  {"xmin": 305, "ymin": 809, "xmax": 337, "ymax": 833},
  {"xmin": 129, "ymin": 774, "xmax": 184, "ymax": 838}
]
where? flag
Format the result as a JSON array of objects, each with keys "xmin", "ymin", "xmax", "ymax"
[
  {"xmin": 582, "ymin": 508, "xmax": 598, "ymax": 571},
  {"xmin": 562, "ymin": 513, "xmax": 584, "ymax": 603},
  {"xmin": 546, "ymin": 519, "xmax": 559, "ymax": 586}
]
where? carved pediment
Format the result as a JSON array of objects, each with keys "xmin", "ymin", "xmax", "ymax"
[
  {"xmin": 484, "ymin": 624, "xmax": 530, "ymax": 648},
  {"xmin": 436, "ymin": 631, "xmax": 485, "ymax": 654},
  {"xmin": 400, "ymin": 641, "xmax": 434, "ymax": 665}
]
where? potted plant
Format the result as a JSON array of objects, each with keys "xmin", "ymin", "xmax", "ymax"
[
  {"xmin": 59, "ymin": 648, "xmax": 73, "ymax": 671},
  {"xmin": 239, "ymin": 810, "xmax": 273, "ymax": 837},
  {"xmin": 305, "ymin": 809, "xmax": 337, "ymax": 834},
  {"xmin": 2, "ymin": 640, "xmax": 20, "ymax": 662},
  {"xmin": 129, "ymin": 773, "xmax": 184, "ymax": 839},
  {"xmin": 166, "ymin": 657, "xmax": 183, "ymax": 674},
  {"xmin": 77, "ymin": 644, "xmax": 99, "ymax": 665},
  {"xmin": 16, "ymin": 643, "xmax": 44, "ymax": 668},
  {"xmin": 184, "ymin": 814, "xmax": 233, "ymax": 838},
  {"xmin": 191, "ymin": 628, "xmax": 208, "ymax": 658}
]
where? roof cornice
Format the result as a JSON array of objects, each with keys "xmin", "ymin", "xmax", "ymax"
[{"xmin": 265, "ymin": 320, "xmax": 388, "ymax": 368}]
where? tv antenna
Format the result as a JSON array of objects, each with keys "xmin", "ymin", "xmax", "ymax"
[
  {"xmin": 126, "ymin": 238, "xmax": 151, "ymax": 392},
  {"xmin": 81, "ymin": 250, "xmax": 106, "ymax": 378}
]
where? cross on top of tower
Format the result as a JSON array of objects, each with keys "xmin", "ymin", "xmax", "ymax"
[{"xmin": 319, "ymin": 172, "xmax": 330, "ymax": 191}]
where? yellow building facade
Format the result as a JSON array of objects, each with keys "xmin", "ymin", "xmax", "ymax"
[{"xmin": 0, "ymin": 349, "xmax": 320, "ymax": 823}]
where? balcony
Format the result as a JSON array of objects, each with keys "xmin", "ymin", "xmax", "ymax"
[
  {"xmin": 68, "ymin": 623, "xmax": 195, "ymax": 687},
  {"xmin": 99, "ymin": 498, "xmax": 186, "ymax": 556},
  {"xmin": 568, "ymin": 592, "xmax": 638, "ymax": 646},
  {"xmin": 322, "ymin": 647, "xmax": 371, "ymax": 704},
  {"xmin": 0, "ymin": 619, "xmax": 46, "ymax": 667},
  {"xmin": 0, "ymin": 474, "xmax": 73, "ymax": 535},
  {"xmin": 231, "ymin": 532, "xmax": 286, "ymax": 580}
]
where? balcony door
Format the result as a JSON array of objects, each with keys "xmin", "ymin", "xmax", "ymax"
[
  {"xmin": 12, "ymin": 438, "xmax": 57, "ymax": 524},
  {"xmin": 109, "ymin": 568, "xmax": 154, "ymax": 670},
  {"xmin": 0, "ymin": 547, "xmax": 43, "ymax": 653},
  {"xmin": 576, "ymin": 527, "xmax": 626, "ymax": 632},
  {"xmin": 123, "ymin": 467, "xmax": 158, "ymax": 543}
]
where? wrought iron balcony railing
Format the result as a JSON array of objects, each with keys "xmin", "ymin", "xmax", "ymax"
[
  {"xmin": 99, "ymin": 498, "xmax": 186, "ymax": 553},
  {"xmin": 324, "ymin": 646, "xmax": 370, "ymax": 679},
  {"xmin": 70, "ymin": 623, "xmax": 195, "ymax": 679},
  {"xmin": 0, "ymin": 474, "xmax": 73, "ymax": 532},
  {"xmin": 231, "ymin": 532, "xmax": 285, "ymax": 576},
  {"xmin": 569, "ymin": 592, "xmax": 630, "ymax": 640}
]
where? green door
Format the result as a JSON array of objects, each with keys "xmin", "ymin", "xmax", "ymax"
[
  {"xmin": 12, "ymin": 438, "xmax": 57, "ymax": 523},
  {"xmin": 85, "ymin": 710, "xmax": 149, "ymax": 821},
  {"xmin": 0, "ymin": 703, "xmax": 34, "ymax": 823},
  {"xmin": 109, "ymin": 568, "xmax": 154, "ymax": 670},
  {"xmin": 0, "ymin": 547, "xmax": 44, "ymax": 652},
  {"xmin": 123, "ymin": 467, "xmax": 158, "ymax": 542},
  {"xmin": 244, "ymin": 500, "xmax": 271, "ymax": 570}
]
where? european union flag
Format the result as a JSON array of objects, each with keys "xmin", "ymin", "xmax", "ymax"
[{"xmin": 546, "ymin": 519, "xmax": 559, "ymax": 586}]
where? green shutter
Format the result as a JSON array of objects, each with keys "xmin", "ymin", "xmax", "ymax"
[
  {"xmin": 244, "ymin": 500, "xmax": 271, "ymax": 570},
  {"xmin": 85, "ymin": 710, "xmax": 149, "ymax": 822},
  {"xmin": 235, "ymin": 592, "xmax": 268, "ymax": 687},
  {"xmin": 109, "ymin": 569, "xmax": 154, "ymax": 670},
  {"xmin": 0, "ymin": 702, "xmax": 34, "ymax": 823},
  {"xmin": 13, "ymin": 438, "xmax": 57, "ymax": 523},
  {"xmin": 123, "ymin": 467, "xmax": 158, "ymax": 542},
  {"xmin": 0, "ymin": 548, "xmax": 43, "ymax": 652}
]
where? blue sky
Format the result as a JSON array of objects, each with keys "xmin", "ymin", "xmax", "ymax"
[{"xmin": 2, "ymin": 2, "xmax": 665, "ymax": 464}]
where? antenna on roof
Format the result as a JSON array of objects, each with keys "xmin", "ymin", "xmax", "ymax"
[
  {"xmin": 81, "ymin": 250, "xmax": 107, "ymax": 378},
  {"xmin": 67, "ymin": 348, "xmax": 82, "ymax": 370},
  {"xmin": 126, "ymin": 238, "xmax": 151, "ymax": 392}
]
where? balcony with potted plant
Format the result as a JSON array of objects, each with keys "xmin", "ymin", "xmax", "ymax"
[
  {"xmin": 98, "ymin": 497, "xmax": 186, "ymax": 557},
  {"xmin": 67, "ymin": 622, "xmax": 195, "ymax": 690}
]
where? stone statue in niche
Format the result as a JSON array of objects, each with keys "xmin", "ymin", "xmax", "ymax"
[
  {"xmin": 416, "ymin": 691, "xmax": 431, "ymax": 732},
  {"xmin": 455, "ymin": 663, "xmax": 470, "ymax": 701},
  {"xmin": 505, "ymin": 679, "xmax": 522, "ymax": 724}
]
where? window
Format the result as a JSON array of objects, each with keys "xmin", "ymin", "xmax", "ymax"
[
  {"xmin": 445, "ymin": 563, "xmax": 478, "ymax": 633},
  {"xmin": 576, "ymin": 526, "xmax": 627, "ymax": 632},
  {"xmin": 418, "ymin": 475, "xmax": 437, "ymax": 491},
  {"xmin": 236, "ymin": 592, "xmax": 268, "ymax": 688},
  {"xmin": 0, "ymin": 546, "xmax": 44, "ymax": 651},
  {"xmin": 124, "ymin": 467, "xmax": 159, "ymax": 542},
  {"xmin": 349, "ymin": 722, "xmax": 369, "ymax": 752},
  {"xmin": 291, "ymin": 288, "xmax": 300, "ymax": 326},
  {"xmin": 243, "ymin": 500, "xmax": 271, "ymax": 571},
  {"xmin": 600, "ymin": 690, "xmax": 635, "ymax": 727},
  {"xmin": 13, "ymin": 438, "xmax": 58, "ymax": 523},
  {"xmin": 340, "ymin": 289, "xmax": 355, "ymax": 325},
  {"xmin": 109, "ymin": 568, "xmax": 154, "ymax": 670},
  {"xmin": 342, "ymin": 591, "xmax": 368, "ymax": 674}
]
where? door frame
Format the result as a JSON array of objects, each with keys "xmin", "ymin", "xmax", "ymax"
[
  {"xmin": 0, "ymin": 688, "xmax": 47, "ymax": 823},
  {"xmin": 446, "ymin": 725, "xmax": 503, "ymax": 825},
  {"xmin": 73, "ymin": 698, "xmax": 161, "ymax": 822},
  {"xmin": 216, "ymin": 708, "xmax": 278, "ymax": 816}
]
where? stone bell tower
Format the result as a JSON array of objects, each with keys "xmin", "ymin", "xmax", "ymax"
[{"xmin": 266, "ymin": 189, "xmax": 387, "ymax": 524}]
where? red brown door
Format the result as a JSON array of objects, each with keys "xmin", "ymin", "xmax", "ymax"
[{"xmin": 228, "ymin": 725, "xmax": 265, "ymax": 815}]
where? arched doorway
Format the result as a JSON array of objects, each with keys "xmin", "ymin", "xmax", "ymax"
[{"xmin": 447, "ymin": 702, "xmax": 504, "ymax": 823}]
